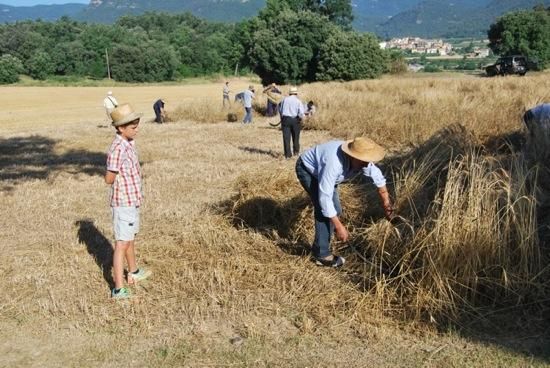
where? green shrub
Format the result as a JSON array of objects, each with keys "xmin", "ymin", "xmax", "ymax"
[
  {"xmin": 316, "ymin": 30, "xmax": 388, "ymax": 80},
  {"xmin": 27, "ymin": 51, "xmax": 55, "ymax": 80},
  {"xmin": 0, "ymin": 54, "xmax": 23, "ymax": 84}
]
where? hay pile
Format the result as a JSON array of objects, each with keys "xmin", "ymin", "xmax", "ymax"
[{"xmin": 226, "ymin": 124, "xmax": 544, "ymax": 323}]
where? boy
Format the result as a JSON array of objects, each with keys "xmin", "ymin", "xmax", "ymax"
[{"xmin": 105, "ymin": 104, "xmax": 151, "ymax": 299}]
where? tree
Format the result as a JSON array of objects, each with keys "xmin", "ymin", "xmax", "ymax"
[
  {"xmin": 110, "ymin": 42, "xmax": 179, "ymax": 82},
  {"xmin": 27, "ymin": 51, "xmax": 55, "ymax": 80},
  {"xmin": 247, "ymin": 10, "xmax": 337, "ymax": 84},
  {"xmin": 258, "ymin": 0, "xmax": 353, "ymax": 28},
  {"xmin": 316, "ymin": 31, "xmax": 388, "ymax": 81},
  {"xmin": 0, "ymin": 54, "xmax": 23, "ymax": 84},
  {"xmin": 488, "ymin": 7, "xmax": 550, "ymax": 68}
]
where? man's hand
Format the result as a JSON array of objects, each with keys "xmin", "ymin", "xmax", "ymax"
[
  {"xmin": 334, "ymin": 224, "xmax": 349, "ymax": 242},
  {"xmin": 378, "ymin": 186, "xmax": 395, "ymax": 221},
  {"xmin": 383, "ymin": 203, "xmax": 394, "ymax": 221},
  {"xmin": 331, "ymin": 216, "xmax": 349, "ymax": 242}
]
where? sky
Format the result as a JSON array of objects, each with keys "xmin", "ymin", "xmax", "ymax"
[{"xmin": 0, "ymin": 0, "xmax": 88, "ymax": 5}]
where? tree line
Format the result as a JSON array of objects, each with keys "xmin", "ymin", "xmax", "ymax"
[{"xmin": 0, "ymin": 1, "xmax": 548, "ymax": 85}]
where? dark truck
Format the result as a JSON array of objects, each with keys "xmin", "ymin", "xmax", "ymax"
[{"xmin": 485, "ymin": 55, "xmax": 527, "ymax": 76}]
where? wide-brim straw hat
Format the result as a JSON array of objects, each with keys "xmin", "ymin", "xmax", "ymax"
[
  {"xmin": 289, "ymin": 86, "xmax": 298, "ymax": 95},
  {"xmin": 110, "ymin": 103, "xmax": 143, "ymax": 127},
  {"xmin": 341, "ymin": 137, "xmax": 386, "ymax": 163}
]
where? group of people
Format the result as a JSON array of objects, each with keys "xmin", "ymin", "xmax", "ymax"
[
  {"xmin": 102, "ymin": 80, "xmax": 550, "ymax": 300},
  {"xmin": 223, "ymin": 81, "xmax": 317, "ymax": 159},
  {"xmin": 103, "ymin": 92, "xmax": 166, "ymax": 124}
]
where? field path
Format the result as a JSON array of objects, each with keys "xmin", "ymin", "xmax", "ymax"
[{"xmin": 0, "ymin": 86, "xmax": 544, "ymax": 367}]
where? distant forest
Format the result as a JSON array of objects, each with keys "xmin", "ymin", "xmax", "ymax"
[
  {"xmin": 0, "ymin": 1, "xmax": 547, "ymax": 84},
  {"xmin": 0, "ymin": 1, "xmax": 391, "ymax": 84}
]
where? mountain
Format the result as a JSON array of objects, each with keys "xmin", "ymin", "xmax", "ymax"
[
  {"xmin": 352, "ymin": 0, "xmax": 422, "ymax": 31},
  {"xmin": 0, "ymin": 0, "xmax": 547, "ymax": 38},
  {"xmin": 74, "ymin": 0, "xmax": 266, "ymax": 23},
  {"xmin": 0, "ymin": 3, "xmax": 86, "ymax": 22},
  {"xmin": 375, "ymin": 0, "xmax": 550, "ymax": 38}
]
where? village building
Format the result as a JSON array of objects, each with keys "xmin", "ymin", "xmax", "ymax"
[{"xmin": 383, "ymin": 37, "xmax": 453, "ymax": 56}]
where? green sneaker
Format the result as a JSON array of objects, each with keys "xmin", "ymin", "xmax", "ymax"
[
  {"xmin": 128, "ymin": 268, "xmax": 152, "ymax": 284},
  {"xmin": 111, "ymin": 287, "xmax": 131, "ymax": 299}
]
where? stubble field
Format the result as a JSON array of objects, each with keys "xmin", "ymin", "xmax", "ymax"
[{"xmin": 1, "ymin": 73, "xmax": 550, "ymax": 367}]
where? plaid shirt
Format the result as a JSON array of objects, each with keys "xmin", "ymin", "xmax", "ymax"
[{"xmin": 106, "ymin": 134, "xmax": 142, "ymax": 207}]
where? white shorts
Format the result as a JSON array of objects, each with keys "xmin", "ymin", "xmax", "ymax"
[{"xmin": 112, "ymin": 206, "xmax": 140, "ymax": 241}]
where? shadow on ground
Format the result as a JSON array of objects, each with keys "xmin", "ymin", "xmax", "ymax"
[
  {"xmin": 0, "ymin": 135, "xmax": 105, "ymax": 191},
  {"xmin": 238, "ymin": 146, "xmax": 282, "ymax": 159},
  {"xmin": 76, "ymin": 219, "xmax": 114, "ymax": 289},
  {"xmin": 219, "ymin": 123, "xmax": 550, "ymax": 362}
]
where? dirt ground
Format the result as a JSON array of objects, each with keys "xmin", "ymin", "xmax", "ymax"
[{"xmin": 0, "ymin": 84, "xmax": 548, "ymax": 367}]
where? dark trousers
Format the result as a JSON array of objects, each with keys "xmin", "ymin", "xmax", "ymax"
[
  {"xmin": 281, "ymin": 116, "xmax": 301, "ymax": 158},
  {"xmin": 295, "ymin": 158, "xmax": 342, "ymax": 259},
  {"xmin": 154, "ymin": 108, "xmax": 163, "ymax": 123}
]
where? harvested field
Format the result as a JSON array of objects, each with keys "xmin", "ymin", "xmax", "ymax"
[{"xmin": 1, "ymin": 74, "xmax": 550, "ymax": 367}]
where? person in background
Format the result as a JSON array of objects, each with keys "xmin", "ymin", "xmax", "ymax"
[
  {"xmin": 105, "ymin": 104, "xmax": 151, "ymax": 299},
  {"xmin": 305, "ymin": 100, "xmax": 316, "ymax": 118},
  {"xmin": 263, "ymin": 83, "xmax": 282, "ymax": 117},
  {"xmin": 279, "ymin": 86, "xmax": 305, "ymax": 158},
  {"xmin": 103, "ymin": 91, "xmax": 118, "ymax": 120},
  {"xmin": 242, "ymin": 85, "xmax": 255, "ymax": 124},
  {"xmin": 295, "ymin": 137, "xmax": 394, "ymax": 268},
  {"xmin": 223, "ymin": 81, "xmax": 231, "ymax": 108},
  {"xmin": 153, "ymin": 99, "xmax": 166, "ymax": 123}
]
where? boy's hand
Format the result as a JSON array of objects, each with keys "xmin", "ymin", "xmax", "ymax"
[{"xmin": 105, "ymin": 170, "xmax": 117, "ymax": 184}]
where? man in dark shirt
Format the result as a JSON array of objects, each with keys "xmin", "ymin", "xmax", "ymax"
[{"xmin": 153, "ymin": 99, "xmax": 165, "ymax": 123}]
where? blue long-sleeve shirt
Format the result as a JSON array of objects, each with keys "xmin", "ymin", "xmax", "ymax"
[{"xmin": 300, "ymin": 140, "xmax": 387, "ymax": 218}]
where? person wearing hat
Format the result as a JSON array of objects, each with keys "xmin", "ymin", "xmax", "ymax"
[
  {"xmin": 295, "ymin": 137, "xmax": 394, "ymax": 267},
  {"xmin": 242, "ymin": 85, "xmax": 255, "ymax": 124},
  {"xmin": 263, "ymin": 82, "xmax": 282, "ymax": 117},
  {"xmin": 105, "ymin": 104, "xmax": 151, "ymax": 299},
  {"xmin": 103, "ymin": 91, "xmax": 118, "ymax": 120},
  {"xmin": 279, "ymin": 86, "xmax": 306, "ymax": 159},
  {"xmin": 153, "ymin": 98, "xmax": 166, "ymax": 123}
]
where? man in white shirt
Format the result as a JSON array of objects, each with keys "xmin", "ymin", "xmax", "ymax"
[
  {"xmin": 279, "ymin": 86, "xmax": 306, "ymax": 158},
  {"xmin": 103, "ymin": 91, "xmax": 118, "ymax": 119},
  {"xmin": 242, "ymin": 85, "xmax": 255, "ymax": 124},
  {"xmin": 223, "ymin": 82, "xmax": 231, "ymax": 108}
]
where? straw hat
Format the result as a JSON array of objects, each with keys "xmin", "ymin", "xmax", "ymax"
[
  {"xmin": 341, "ymin": 137, "xmax": 386, "ymax": 163},
  {"xmin": 110, "ymin": 104, "xmax": 143, "ymax": 127},
  {"xmin": 107, "ymin": 91, "xmax": 113, "ymax": 96},
  {"xmin": 289, "ymin": 86, "xmax": 298, "ymax": 95}
]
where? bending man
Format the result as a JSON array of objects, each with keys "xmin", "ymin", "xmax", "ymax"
[{"xmin": 295, "ymin": 137, "xmax": 394, "ymax": 267}]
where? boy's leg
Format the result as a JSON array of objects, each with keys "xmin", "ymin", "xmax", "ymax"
[
  {"xmin": 112, "ymin": 206, "xmax": 140, "ymax": 289},
  {"xmin": 113, "ymin": 240, "xmax": 130, "ymax": 289},
  {"xmin": 125, "ymin": 240, "xmax": 137, "ymax": 273}
]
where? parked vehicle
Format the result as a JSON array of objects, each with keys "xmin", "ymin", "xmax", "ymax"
[{"xmin": 485, "ymin": 55, "xmax": 527, "ymax": 76}]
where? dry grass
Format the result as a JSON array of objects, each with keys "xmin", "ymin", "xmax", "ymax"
[{"xmin": 1, "ymin": 73, "xmax": 550, "ymax": 367}]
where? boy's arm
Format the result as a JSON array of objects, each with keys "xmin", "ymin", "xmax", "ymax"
[
  {"xmin": 106, "ymin": 146, "xmax": 122, "ymax": 184},
  {"xmin": 105, "ymin": 170, "xmax": 117, "ymax": 184}
]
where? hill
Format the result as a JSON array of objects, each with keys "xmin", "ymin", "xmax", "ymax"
[
  {"xmin": 376, "ymin": 0, "xmax": 550, "ymax": 38},
  {"xmin": 74, "ymin": 0, "xmax": 266, "ymax": 23},
  {"xmin": 0, "ymin": 0, "xmax": 547, "ymax": 38},
  {"xmin": 0, "ymin": 3, "xmax": 85, "ymax": 22}
]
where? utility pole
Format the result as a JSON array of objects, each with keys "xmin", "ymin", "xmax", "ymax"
[
  {"xmin": 234, "ymin": 62, "xmax": 239, "ymax": 77},
  {"xmin": 105, "ymin": 48, "xmax": 111, "ymax": 80}
]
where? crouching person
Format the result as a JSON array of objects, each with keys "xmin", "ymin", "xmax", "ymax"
[
  {"xmin": 106, "ymin": 104, "xmax": 151, "ymax": 299},
  {"xmin": 295, "ymin": 137, "xmax": 394, "ymax": 267}
]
